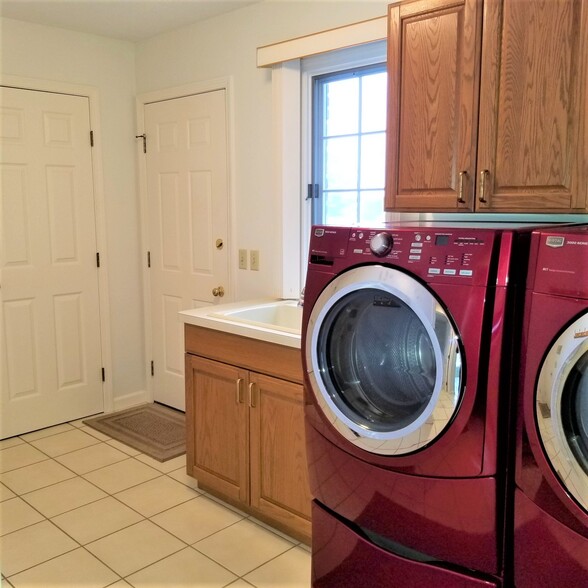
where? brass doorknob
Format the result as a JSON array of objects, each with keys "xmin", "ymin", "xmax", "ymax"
[{"xmin": 212, "ymin": 286, "xmax": 225, "ymax": 297}]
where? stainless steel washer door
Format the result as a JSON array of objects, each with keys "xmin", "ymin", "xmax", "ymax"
[
  {"xmin": 306, "ymin": 265, "xmax": 463, "ymax": 455},
  {"xmin": 536, "ymin": 311, "xmax": 588, "ymax": 512}
]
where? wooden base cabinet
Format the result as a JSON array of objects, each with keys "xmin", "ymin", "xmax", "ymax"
[
  {"xmin": 185, "ymin": 325, "xmax": 312, "ymax": 544},
  {"xmin": 386, "ymin": 0, "xmax": 588, "ymax": 213}
]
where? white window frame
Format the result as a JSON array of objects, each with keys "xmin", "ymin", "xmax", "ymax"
[
  {"xmin": 302, "ymin": 41, "xmax": 387, "ymax": 235},
  {"xmin": 273, "ymin": 42, "xmax": 388, "ymax": 299}
]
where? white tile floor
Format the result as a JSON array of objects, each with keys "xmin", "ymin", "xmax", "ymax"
[{"xmin": 0, "ymin": 419, "xmax": 311, "ymax": 587}]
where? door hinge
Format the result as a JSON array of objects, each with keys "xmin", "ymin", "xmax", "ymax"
[
  {"xmin": 147, "ymin": 251, "xmax": 151, "ymax": 268},
  {"xmin": 136, "ymin": 133, "xmax": 147, "ymax": 154},
  {"xmin": 307, "ymin": 183, "xmax": 319, "ymax": 200},
  {"xmin": 90, "ymin": 130, "xmax": 94, "ymax": 147},
  {"xmin": 150, "ymin": 361, "xmax": 154, "ymax": 376},
  {"xmin": 96, "ymin": 252, "xmax": 100, "ymax": 267},
  {"xmin": 101, "ymin": 367, "xmax": 105, "ymax": 382}
]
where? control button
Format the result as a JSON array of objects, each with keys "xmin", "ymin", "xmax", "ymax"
[
  {"xmin": 414, "ymin": 234, "xmax": 422, "ymax": 241},
  {"xmin": 428, "ymin": 268, "xmax": 441, "ymax": 275},
  {"xmin": 409, "ymin": 255, "xmax": 421, "ymax": 260},
  {"xmin": 358, "ymin": 232, "xmax": 364, "ymax": 239},
  {"xmin": 443, "ymin": 269, "xmax": 457, "ymax": 275},
  {"xmin": 411, "ymin": 242, "xmax": 423, "ymax": 248},
  {"xmin": 410, "ymin": 249, "xmax": 422, "ymax": 254},
  {"xmin": 459, "ymin": 269, "xmax": 473, "ymax": 276},
  {"xmin": 369, "ymin": 232, "xmax": 393, "ymax": 257}
]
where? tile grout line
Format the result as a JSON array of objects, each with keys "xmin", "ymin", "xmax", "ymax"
[{"xmin": 2, "ymin": 420, "xmax": 309, "ymax": 587}]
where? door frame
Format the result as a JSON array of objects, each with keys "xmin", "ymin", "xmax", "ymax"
[
  {"xmin": 136, "ymin": 78, "xmax": 235, "ymax": 402},
  {"xmin": 0, "ymin": 74, "xmax": 114, "ymax": 414}
]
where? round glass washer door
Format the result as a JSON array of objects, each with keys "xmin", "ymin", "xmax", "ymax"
[
  {"xmin": 536, "ymin": 312, "xmax": 588, "ymax": 512},
  {"xmin": 306, "ymin": 265, "xmax": 464, "ymax": 456}
]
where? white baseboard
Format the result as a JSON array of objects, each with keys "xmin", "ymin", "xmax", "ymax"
[{"xmin": 112, "ymin": 389, "xmax": 150, "ymax": 413}]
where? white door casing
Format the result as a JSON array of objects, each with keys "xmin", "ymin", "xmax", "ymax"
[
  {"xmin": 1, "ymin": 87, "xmax": 104, "ymax": 438},
  {"xmin": 143, "ymin": 89, "xmax": 230, "ymax": 410}
]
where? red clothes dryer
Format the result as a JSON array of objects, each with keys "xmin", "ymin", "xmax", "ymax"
[
  {"xmin": 514, "ymin": 226, "xmax": 588, "ymax": 587},
  {"xmin": 302, "ymin": 223, "xmax": 536, "ymax": 586}
]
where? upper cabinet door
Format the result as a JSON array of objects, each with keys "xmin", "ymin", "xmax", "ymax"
[
  {"xmin": 477, "ymin": 0, "xmax": 588, "ymax": 212},
  {"xmin": 386, "ymin": 0, "xmax": 482, "ymax": 211}
]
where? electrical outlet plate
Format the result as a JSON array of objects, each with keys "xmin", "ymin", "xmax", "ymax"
[
  {"xmin": 239, "ymin": 249, "xmax": 247, "ymax": 270},
  {"xmin": 250, "ymin": 250, "xmax": 260, "ymax": 271}
]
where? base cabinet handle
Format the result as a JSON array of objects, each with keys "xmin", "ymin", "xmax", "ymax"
[{"xmin": 236, "ymin": 378, "xmax": 244, "ymax": 404}]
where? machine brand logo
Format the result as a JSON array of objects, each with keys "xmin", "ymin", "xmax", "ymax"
[
  {"xmin": 545, "ymin": 236, "xmax": 565, "ymax": 248},
  {"xmin": 314, "ymin": 228, "xmax": 325, "ymax": 237}
]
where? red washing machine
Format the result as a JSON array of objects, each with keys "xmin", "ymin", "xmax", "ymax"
[
  {"xmin": 302, "ymin": 223, "xmax": 537, "ymax": 587},
  {"xmin": 514, "ymin": 226, "xmax": 588, "ymax": 587}
]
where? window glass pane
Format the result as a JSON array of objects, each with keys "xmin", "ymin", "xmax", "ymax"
[
  {"xmin": 359, "ymin": 190, "xmax": 385, "ymax": 225},
  {"xmin": 324, "ymin": 191, "xmax": 358, "ymax": 225},
  {"xmin": 360, "ymin": 133, "xmax": 386, "ymax": 189},
  {"xmin": 361, "ymin": 72, "xmax": 388, "ymax": 133},
  {"xmin": 325, "ymin": 77, "xmax": 359, "ymax": 136},
  {"xmin": 312, "ymin": 62, "xmax": 387, "ymax": 226},
  {"xmin": 324, "ymin": 136, "xmax": 358, "ymax": 190}
]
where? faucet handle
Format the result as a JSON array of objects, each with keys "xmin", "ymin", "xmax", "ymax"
[{"xmin": 298, "ymin": 287, "xmax": 305, "ymax": 307}]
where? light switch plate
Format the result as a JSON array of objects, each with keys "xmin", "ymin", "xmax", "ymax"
[
  {"xmin": 250, "ymin": 250, "xmax": 260, "ymax": 271},
  {"xmin": 239, "ymin": 249, "xmax": 248, "ymax": 270}
]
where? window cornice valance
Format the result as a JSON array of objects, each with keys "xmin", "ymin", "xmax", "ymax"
[{"xmin": 256, "ymin": 15, "xmax": 386, "ymax": 67}]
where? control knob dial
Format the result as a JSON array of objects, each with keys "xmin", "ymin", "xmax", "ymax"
[{"xmin": 370, "ymin": 232, "xmax": 393, "ymax": 257}]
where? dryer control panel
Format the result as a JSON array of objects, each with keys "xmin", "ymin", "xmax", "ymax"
[
  {"xmin": 529, "ymin": 226, "xmax": 588, "ymax": 299},
  {"xmin": 308, "ymin": 225, "xmax": 501, "ymax": 286}
]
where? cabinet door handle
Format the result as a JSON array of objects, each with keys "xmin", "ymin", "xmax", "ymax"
[
  {"xmin": 457, "ymin": 171, "xmax": 467, "ymax": 204},
  {"xmin": 479, "ymin": 169, "xmax": 489, "ymax": 203},
  {"xmin": 248, "ymin": 382, "xmax": 257, "ymax": 408},
  {"xmin": 235, "ymin": 378, "xmax": 244, "ymax": 404}
]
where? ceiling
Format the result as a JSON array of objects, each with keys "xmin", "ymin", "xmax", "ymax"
[{"xmin": 1, "ymin": 0, "xmax": 262, "ymax": 42}]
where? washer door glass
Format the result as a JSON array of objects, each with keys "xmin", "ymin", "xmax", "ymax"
[
  {"xmin": 537, "ymin": 313, "xmax": 588, "ymax": 512},
  {"xmin": 307, "ymin": 265, "xmax": 463, "ymax": 455}
]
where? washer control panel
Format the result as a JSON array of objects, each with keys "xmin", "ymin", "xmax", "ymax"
[{"xmin": 309, "ymin": 225, "xmax": 499, "ymax": 286}]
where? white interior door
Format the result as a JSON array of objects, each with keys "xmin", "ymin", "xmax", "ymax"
[
  {"xmin": 145, "ymin": 90, "xmax": 229, "ymax": 411},
  {"xmin": 0, "ymin": 87, "xmax": 103, "ymax": 439}
]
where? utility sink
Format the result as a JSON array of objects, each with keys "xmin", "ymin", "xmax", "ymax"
[
  {"xmin": 210, "ymin": 300, "xmax": 301, "ymax": 332},
  {"xmin": 179, "ymin": 299, "xmax": 302, "ymax": 348}
]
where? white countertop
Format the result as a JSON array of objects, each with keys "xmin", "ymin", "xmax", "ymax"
[{"xmin": 179, "ymin": 298, "xmax": 302, "ymax": 349}]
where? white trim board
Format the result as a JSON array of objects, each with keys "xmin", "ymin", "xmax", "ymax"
[{"xmin": 257, "ymin": 16, "xmax": 387, "ymax": 67}]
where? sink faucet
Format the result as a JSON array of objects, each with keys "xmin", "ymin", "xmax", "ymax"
[{"xmin": 298, "ymin": 287, "xmax": 305, "ymax": 307}]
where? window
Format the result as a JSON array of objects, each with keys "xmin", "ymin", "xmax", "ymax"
[{"xmin": 311, "ymin": 64, "xmax": 387, "ymax": 226}]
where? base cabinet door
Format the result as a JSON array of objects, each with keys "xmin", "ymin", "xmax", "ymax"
[
  {"xmin": 186, "ymin": 354, "xmax": 249, "ymax": 504},
  {"xmin": 249, "ymin": 372, "xmax": 312, "ymax": 540}
]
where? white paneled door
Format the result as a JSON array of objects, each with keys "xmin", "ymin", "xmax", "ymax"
[
  {"xmin": 144, "ymin": 90, "xmax": 229, "ymax": 410},
  {"xmin": 0, "ymin": 87, "xmax": 103, "ymax": 439}
]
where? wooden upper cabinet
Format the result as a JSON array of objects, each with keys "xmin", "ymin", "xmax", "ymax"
[
  {"xmin": 386, "ymin": 0, "xmax": 482, "ymax": 211},
  {"xmin": 477, "ymin": 0, "xmax": 587, "ymax": 211},
  {"xmin": 386, "ymin": 0, "xmax": 588, "ymax": 213}
]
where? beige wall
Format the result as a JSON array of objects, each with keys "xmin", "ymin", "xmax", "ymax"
[{"xmin": 1, "ymin": 17, "xmax": 145, "ymax": 405}]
